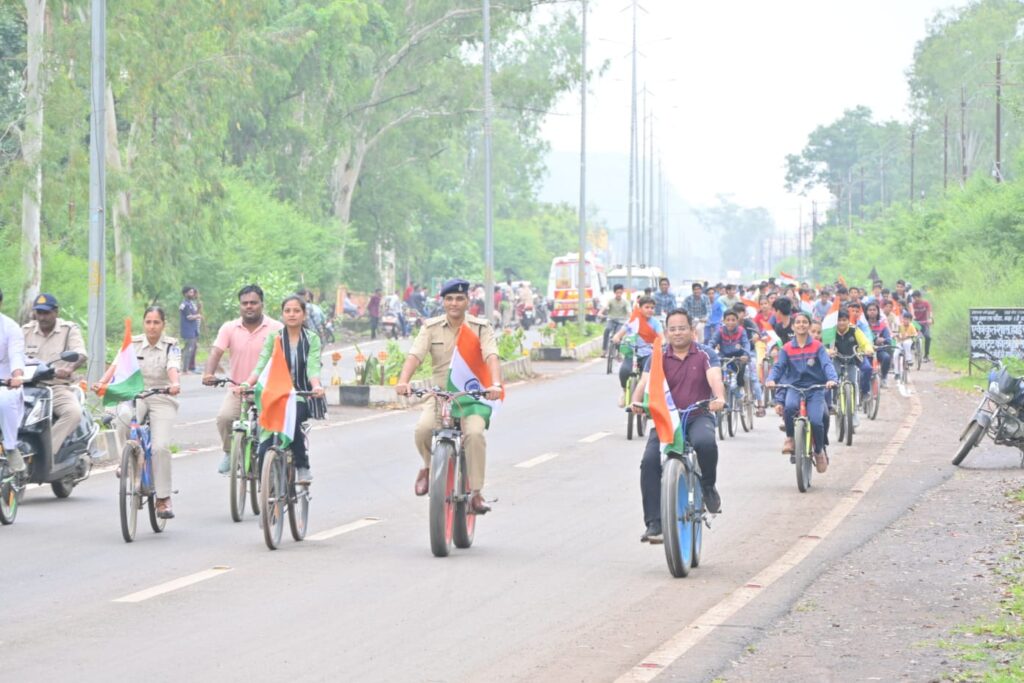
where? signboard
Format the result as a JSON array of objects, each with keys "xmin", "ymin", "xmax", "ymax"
[{"xmin": 969, "ymin": 308, "xmax": 1024, "ymax": 359}]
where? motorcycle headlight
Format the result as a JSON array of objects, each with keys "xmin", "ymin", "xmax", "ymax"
[{"xmin": 24, "ymin": 397, "xmax": 48, "ymax": 427}]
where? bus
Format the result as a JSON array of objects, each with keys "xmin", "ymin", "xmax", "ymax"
[
  {"xmin": 546, "ymin": 253, "xmax": 607, "ymax": 321},
  {"xmin": 605, "ymin": 265, "xmax": 666, "ymax": 298}
]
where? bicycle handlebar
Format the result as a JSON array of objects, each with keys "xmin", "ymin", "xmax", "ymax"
[
  {"xmin": 412, "ymin": 387, "xmax": 485, "ymax": 401},
  {"xmin": 773, "ymin": 383, "xmax": 831, "ymax": 395},
  {"xmin": 133, "ymin": 388, "xmax": 173, "ymax": 400}
]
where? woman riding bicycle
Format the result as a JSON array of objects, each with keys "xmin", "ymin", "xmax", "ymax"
[
  {"xmin": 766, "ymin": 311, "xmax": 837, "ymax": 474},
  {"xmin": 864, "ymin": 302, "xmax": 893, "ymax": 387},
  {"xmin": 95, "ymin": 306, "xmax": 181, "ymax": 518},
  {"xmin": 240, "ymin": 295, "xmax": 326, "ymax": 484}
]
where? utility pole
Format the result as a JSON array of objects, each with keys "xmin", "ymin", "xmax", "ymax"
[
  {"xmin": 811, "ymin": 200, "xmax": 818, "ymax": 241},
  {"xmin": 996, "ymin": 54, "xmax": 1002, "ymax": 182},
  {"xmin": 648, "ymin": 110, "xmax": 655, "ymax": 267},
  {"xmin": 797, "ymin": 206, "xmax": 803, "ymax": 278},
  {"xmin": 626, "ymin": 0, "xmax": 637, "ymax": 295},
  {"xmin": 482, "ymin": 0, "xmax": 495, "ymax": 321},
  {"xmin": 961, "ymin": 85, "xmax": 968, "ymax": 185},
  {"xmin": 658, "ymin": 156, "xmax": 665, "ymax": 267},
  {"xmin": 639, "ymin": 87, "xmax": 647, "ymax": 265},
  {"xmin": 576, "ymin": 0, "xmax": 587, "ymax": 330},
  {"xmin": 859, "ymin": 167, "xmax": 865, "ymax": 217},
  {"xmin": 846, "ymin": 169, "xmax": 852, "ymax": 230},
  {"xmin": 943, "ymin": 110, "xmax": 949, "ymax": 191},
  {"xmin": 87, "ymin": 0, "xmax": 107, "ymax": 383},
  {"xmin": 879, "ymin": 152, "xmax": 886, "ymax": 206},
  {"xmin": 909, "ymin": 128, "xmax": 916, "ymax": 207}
]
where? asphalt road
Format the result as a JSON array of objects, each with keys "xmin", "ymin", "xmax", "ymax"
[{"xmin": 3, "ymin": 356, "xmax": 926, "ymax": 682}]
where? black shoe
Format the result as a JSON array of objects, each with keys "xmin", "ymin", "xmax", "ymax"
[
  {"xmin": 702, "ymin": 484, "xmax": 722, "ymax": 514},
  {"xmin": 641, "ymin": 522, "xmax": 663, "ymax": 544}
]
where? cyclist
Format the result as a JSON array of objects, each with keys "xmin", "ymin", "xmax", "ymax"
[
  {"xmin": 766, "ymin": 311, "xmax": 838, "ymax": 473},
  {"xmin": 653, "ymin": 278, "xmax": 675, "ymax": 317},
  {"xmin": 733, "ymin": 303, "xmax": 766, "ymax": 416},
  {"xmin": 300, "ymin": 288, "xmax": 327, "ymax": 341},
  {"xmin": 705, "ymin": 286, "xmax": 727, "ymax": 343},
  {"xmin": 239, "ymin": 295, "xmax": 326, "ymax": 485},
  {"xmin": 396, "ymin": 279, "xmax": 502, "ymax": 514},
  {"xmin": 681, "ymin": 283, "xmax": 710, "ymax": 341},
  {"xmin": 95, "ymin": 306, "xmax": 181, "ymax": 518},
  {"xmin": 846, "ymin": 300, "xmax": 874, "ymax": 341},
  {"xmin": 202, "ymin": 284, "xmax": 283, "ymax": 474},
  {"xmin": 719, "ymin": 283, "xmax": 740, "ymax": 311},
  {"xmin": 911, "ymin": 291, "xmax": 933, "ymax": 362},
  {"xmin": 828, "ymin": 309, "xmax": 874, "ymax": 426},
  {"xmin": 770, "ymin": 296, "xmax": 795, "ymax": 346},
  {"xmin": 864, "ymin": 302, "xmax": 892, "ymax": 387},
  {"xmin": 601, "ymin": 283, "xmax": 630, "ymax": 357},
  {"xmin": 611, "ymin": 295, "xmax": 663, "ymax": 397},
  {"xmin": 882, "ymin": 299, "xmax": 900, "ymax": 332},
  {"xmin": 0, "ymin": 288, "xmax": 26, "ymax": 472},
  {"xmin": 630, "ymin": 309, "xmax": 725, "ymax": 542},
  {"xmin": 711, "ymin": 309, "xmax": 755, "ymax": 412},
  {"xmin": 896, "ymin": 310, "xmax": 919, "ymax": 366},
  {"xmin": 812, "ymin": 288, "xmax": 832, "ymax": 322}
]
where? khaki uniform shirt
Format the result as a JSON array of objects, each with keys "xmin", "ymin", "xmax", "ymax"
[
  {"xmin": 22, "ymin": 318, "xmax": 88, "ymax": 386},
  {"xmin": 133, "ymin": 334, "xmax": 182, "ymax": 388},
  {"xmin": 409, "ymin": 315, "xmax": 499, "ymax": 388}
]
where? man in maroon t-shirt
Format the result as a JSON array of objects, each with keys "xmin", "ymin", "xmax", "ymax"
[{"xmin": 911, "ymin": 291, "xmax": 933, "ymax": 361}]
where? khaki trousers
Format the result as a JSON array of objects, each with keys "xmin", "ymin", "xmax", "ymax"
[
  {"xmin": 49, "ymin": 385, "xmax": 82, "ymax": 454},
  {"xmin": 414, "ymin": 402, "xmax": 487, "ymax": 491},
  {"xmin": 216, "ymin": 391, "xmax": 243, "ymax": 454},
  {"xmin": 117, "ymin": 394, "xmax": 179, "ymax": 498}
]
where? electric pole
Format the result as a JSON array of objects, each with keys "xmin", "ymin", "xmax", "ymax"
[
  {"xmin": 961, "ymin": 85, "xmax": 968, "ymax": 184},
  {"xmin": 996, "ymin": 54, "xmax": 1002, "ymax": 182},
  {"xmin": 483, "ymin": 0, "xmax": 495, "ymax": 321},
  {"xmin": 87, "ymin": 0, "xmax": 107, "ymax": 383},
  {"xmin": 577, "ymin": 0, "xmax": 587, "ymax": 329},
  {"xmin": 909, "ymin": 128, "xmax": 916, "ymax": 207},
  {"xmin": 648, "ymin": 110, "xmax": 655, "ymax": 267},
  {"xmin": 626, "ymin": 0, "xmax": 637, "ymax": 295},
  {"xmin": 943, "ymin": 110, "xmax": 949, "ymax": 191}
]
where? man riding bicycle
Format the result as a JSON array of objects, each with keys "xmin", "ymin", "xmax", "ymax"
[
  {"xmin": 611, "ymin": 295, "xmax": 663, "ymax": 400},
  {"xmin": 601, "ymin": 284, "xmax": 630, "ymax": 357},
  {"xmin": 828, "ymin": 309, "xmax": 874, "ymax": 426},
  {"xmin": 652, "ymin": 278, "xmax": 675, "ymax": 318},
  {"xmin": 712, "ymin": 309, "xmax": 764, "ymax": 417},
  {"xmin": 396, "ymin": 278, "xmax": 503, "ymax": 515}
]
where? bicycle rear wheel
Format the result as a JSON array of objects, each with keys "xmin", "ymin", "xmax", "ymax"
[
  {"xmin": 868, "ymin": 375, "xmax": 881, "ymax": 420},
  {"xmin": 794, "ymin": 419, "xmax": 813, "ymax": 493},
  {"xmin": 229, "ymin": 434, "xmax": 247, "ymax": 522},
  {"xmin": 690, "ymin": 470, "xmax": 704, "ymax": 568},
  {"xmin": 741, "ymin": 375, "xmax": 753, "ymax": 432},
  {"xmin": 606, "ymin": 348, "xmax": 615, "ymax": 374},
  {"xmin": 661, "ymin": 456, "xmax": 693, "ymax": 578},
  {"xmin": 260, "ymin": 447, "xmax": 286, "ymax": 550},
  {"xmin": 842, "ymin": 383, "xmax": 855, "ymax": 446},
  {"xmin": 637, "ymin": 411, "xmax": 647, "ymax": 438},
  {"xmin": 453, "ymin": 452, "xmax": 475, "ymax": 549},
  {"xmin": 429, "ymin": 442, "xmax": 456, "ymax": 557},
  {"xmin": 118, "ymin": 443, "xmax": 141, "ymax": 541},
  {"xmin": 727, "ymin": 394, "xmax": 737, "ymax": 437},
  {"xmin": 288, "ymin": 470, "xmax": 310, "ymax": 542},
  {"xmin": 0, "ymin": 464, "xmax": 18, "ymax": 526}
]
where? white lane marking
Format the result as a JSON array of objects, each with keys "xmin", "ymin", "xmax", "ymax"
[
  {"xmin": 515, "ymin": 452, "xmax": 560, "ymax": 469},
  {"xmin": 579, "ymin": 431, "xmax": 611, "ymax": 444},
  {"xmin": 616, "ymin": 386, "xmax": 923, "ymax": 682},
  {"xmin": 113, "ymin": 566, "xmax": 233, "ymax": 603},
  {"xmin": 177, "ymin": 418, "xmax": 214, "ymax": 427},
  {"xmin": 307, "ymin": 516, "xmax": 383, "ymax": 541}
]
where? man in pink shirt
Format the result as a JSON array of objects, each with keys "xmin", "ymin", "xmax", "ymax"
[{"xmin": 202, "ymin": 284, "xmax": 283, "ymax": 473}]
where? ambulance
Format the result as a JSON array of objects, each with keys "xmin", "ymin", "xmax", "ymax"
[{"xmin": 546, "ymin": 253, "xmax": 607, "ymax": 321}]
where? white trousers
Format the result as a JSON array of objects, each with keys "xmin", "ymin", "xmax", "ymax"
[{"xmin": 0, "ymin": 387, "xmax": 24, "ymax": 450}]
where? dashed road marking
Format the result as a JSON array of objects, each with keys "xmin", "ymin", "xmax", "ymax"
[
  {"xmin": 580, "ymin": 431, "xmax": 612, "ymax": 444},
  {"xmin": 113, "ymin": 566, "xmax": 233, "ymax": 603},
  {"xmin": 616, "ymin": 383, "xmax": 923, "ymax": 682},
  {"xmin": 515, "ymin": 452, "xmax": 560, "ymax": 469},
  {"xmin": 308, "ymin": 517, "xmax": 382, "ymax": 541}
]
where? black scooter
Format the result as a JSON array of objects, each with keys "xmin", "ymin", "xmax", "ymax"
[{"xmin": 17, "ymin": 352, "xmax": 99, "ymax": 498}]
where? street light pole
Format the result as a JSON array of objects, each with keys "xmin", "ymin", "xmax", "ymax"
[
  {"xmin": 577, "ymin": 0, "xmax": 588, "ymax": 330},
  {"xmin": 87, "ymin": 0, "xmax": 107, "ymax": 383},
  {"xmin": 482, "ymin": 0, "xmax": 495, "ymax": 322},
  {"xmin": 626, "ymin": 0, "xmax": 637, "ymax": 298}
]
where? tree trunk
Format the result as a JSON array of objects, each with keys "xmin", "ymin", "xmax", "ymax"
[
  {"xmin": 331, "ymin": 138, "xmax": 367, "ymax": 270},
  {"xmin": 19, "ymin": 0, "xmax": 47, "ymax": 322},
  {"xmin": 105, "ymin": 84, "xmax": 133, "ymax": 300}
]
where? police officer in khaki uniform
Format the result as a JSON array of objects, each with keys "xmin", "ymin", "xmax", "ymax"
[
  {"xmin": 396, "ymin": 278, "xmax": 502, "ymax": 514},
  {"xmin": 22, "ymin": 294, "xmax": 88, "ymax": 455},
  {"xmin": 96, "ymin": 306, "xmax": 181, "ymax": 519}
]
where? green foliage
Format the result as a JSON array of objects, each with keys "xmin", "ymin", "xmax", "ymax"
[
  {"xmin": 540, "ymin": 320, "xmax": 602, "ymax": 349},
  {"xmin": 220, "ymin": 271, "xmax": 298, "ymax": 327},
  {"xmin": 496, "ymin": 328, "xmax": 525, "ymax": 361}
]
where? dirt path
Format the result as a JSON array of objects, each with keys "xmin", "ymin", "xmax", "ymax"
[{"xmin": 716, "ymin": 367, "xmax": 1024, "ymax": 682}]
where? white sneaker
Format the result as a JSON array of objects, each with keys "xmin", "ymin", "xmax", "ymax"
[
  {"xmin": 296, "ymin": 467, "xmax": 312, "ymax": 484},
  {"xmin": 217, "ymin": 452, "xmax": 231, "ymax": 475},
  {"xmin": 5, "ymin": 447, "xmax": 25, "ymax": 473}
]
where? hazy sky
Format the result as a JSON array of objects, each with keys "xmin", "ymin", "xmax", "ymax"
[{"xmin": 540, "ymin": 0, "xmax": 958, "ymax": 232}]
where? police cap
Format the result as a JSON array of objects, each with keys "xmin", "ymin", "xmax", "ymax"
[
  {"xmin": 33, "ymin": 293, "xmax": 58, "ymax": 311},
  {"xmin": 439, "ymin": 278, "xmax": 470, "ymax": 297}
]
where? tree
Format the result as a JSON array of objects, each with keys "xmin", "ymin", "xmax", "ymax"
[{"xmin": 19, "ymin": 0, "xmax": 45, "ymax": 320}]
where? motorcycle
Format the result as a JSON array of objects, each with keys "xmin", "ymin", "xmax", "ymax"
[
  {"xmin": 381, "ymin": 312, "xmax": 401, "ymax": 340},
  {"xmin": 953, "ymin": 349, "xmax": 1024, "ymax": 467},
  {"xmin": 317, "ymin": 319, "xmax": 336, "ymax": 345},
  {"xmin": 516, "ymin": 301, "xmax": 535, "ymax": 331},
  {"xmin": 18, "ymin": 352, "xmax": 100, "ymax": 497},
  {"xmin": 404, "ymin": 306, "xmax": 424, "ymax": 334}
]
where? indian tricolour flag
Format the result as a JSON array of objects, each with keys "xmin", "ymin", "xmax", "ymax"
[
  {"xmin": 740, "ymin": 297, "xmax": 759, "ymax": 319},
  {"xmin": 448, "ymin": 323, "xmax": 504, "ymax": 428},
  {"xmin": 821, "ymin": 297, "xmax": 842, "ymax": 346},
  {"xmin": 100, "ymin": 319, "xmax": 144, "ymax": 406},
  {"xmin": 643, "ymin": 338, "xmax": 684, "ymax": 454},
  {"xmin": 256, "ymin": 335, "xmax": 297, "ymax": 446},
  {"xmin": 624, "ymin": 307, "xmax": 658, "ymax": 344}
]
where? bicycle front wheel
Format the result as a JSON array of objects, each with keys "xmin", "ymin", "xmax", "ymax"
[
  {"xmin": 452, "ymin": 452, "xmax": 475, "ymax": 549},
  {"xmin": 794, "ymin": 419, "xmax": 813, "ymax": 493},
  {"xmin": 868, "ymin": 374, "xmax": 881, "ymax": 420},
  {"xmin": 637, "ymin": 411, "xmax": 647, "ymax": 438},
  {"xmin": 429, "ymin": 442, "xmax": 456, "ymax": 557},
  {"xmin": 148, "ymin": 492, "xmax": 166, "ymax": 533},
  {"xmin": 229, "ymin": 434, "xmax": 247, "ymax": 522},
  {"xmin": 118, "ymin": 443, "xmax": 141, "ymax": 541},
  {"xmin": 0, "ymin": 464, "xmax": 18, "ymax": 526},
  {"xmin": 661, "ymin": 457, "xmax": 693, "ymax": 578},
  {"xmin": 727, "ymin": 394, "xmax": 737, "ymax": 437},
  {"xmin": 842, "ymin": 383, "xmax": 855, "ymax": 446},
  {"xmin": 606, "ymin": 349, "xmax": 615, "ymax": 374},
  {"xmin": 260, "ymin": 447, "xmax": 286, "ymax": 550},
  {"xmin": 288, "ymin": 472, "xmax": 310, "ymax": 542}
]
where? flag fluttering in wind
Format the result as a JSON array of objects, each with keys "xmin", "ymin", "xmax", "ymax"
[
  {"xmin": 448, "ymin": 323, "xmax": 504, "ymax": 428},
  {"xmin": 99, "ymin": 319, "xmax": 144, "ymax": 406}
]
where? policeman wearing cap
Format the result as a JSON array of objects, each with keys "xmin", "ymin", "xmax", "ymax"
[
  {"xmin": 23, "ymin": 293, "xmax": 88, "ymax": 456},
  {"xmin": 396, "ymin": 278, "xmax": 503, "ymax": 514}
]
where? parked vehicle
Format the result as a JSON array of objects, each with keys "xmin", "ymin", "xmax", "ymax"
[{"xmin": 953, "ymin": 349, "xmax": 1024, "ymax": 467}]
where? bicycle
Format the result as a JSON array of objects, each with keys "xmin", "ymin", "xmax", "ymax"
[
  {"xmin": 832, "ymin": 353, "xmax": 860, "ymax": 447},
  {"xmin": 604, "ymin": 319, "xmax": 624, "ymax": 374},
  {"xmin": 862, "ymin": 352, "xmax": 882, "ymax": 421},
  {"xmin": 622, "ymin": 347, "xmax": 647, "ymax": 441},
  {"xmin": 259, "ymin": 391, "xmax": 317, "ymax": 550},
  {"xmin": 0, "ymin": 379, "xmax": 27, "ymax": 525},
  {"xmin": 911, "ymin": 335, "xmax": 923, "ymax": 370},
  {"xmin": 774, "ymin": 384, "xmax": 830, "ymax": 493},
  {"xmin": 414, "ymin": 388, "xmax": 485, "ymax": 558},
  {"xmin": 117, "ymin": 388, "xmax": 173, "ymax": 543},
  {"xmin": 760, "ymin": 347, "xmax": 777, "ymax": 408},
  {"xmin": 892, "ymin": 340, "xmax": 910, "ymax": 387},
  {"xmin": 210, "ymin": 378, "xmax": 260, "ymax": 522},
  {"xmin": 718, "ymin": 358, "xmax": 742, "ymax": 439},
  {"xmin": 658, "ymin": 399, "xmax": 713, "ymax": 578}
]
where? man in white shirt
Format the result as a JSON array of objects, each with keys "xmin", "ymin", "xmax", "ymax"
[{"xmin": 0, "ymin": 290, "xmax": 26, "ymax": 471}]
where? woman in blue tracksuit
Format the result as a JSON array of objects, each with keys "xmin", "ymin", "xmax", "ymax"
[{"xmin": 766, "ymin": 311, "xmax": 838, "ymax": 473}]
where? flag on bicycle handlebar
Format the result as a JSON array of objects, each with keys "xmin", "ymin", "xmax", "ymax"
[
  {"xmin": 448, "ymin": 323, "xmax": 504, "ymax": 428},
  {"xmin": 99, "ymin": 319, "xmax": 144, "ymax": 406},
  {"xmin": 624, "ymin": 307, "xmax": 658, "ymax": 345},
  {"xmin": 821, "ymin": 296, "xmax": 842, "ymax": 346},
  {"xmin": 256, "ymin": 335, "xmax": 297, "ymax": 447},
  {"xmin": 643, "ymin": 340, "xmax": 685, "ymax": 454}
]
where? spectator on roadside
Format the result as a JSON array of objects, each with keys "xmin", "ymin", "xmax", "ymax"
[
  {"xmin": 179, "ymin": 285, "xmax": 201, "ymax": 374},
  {"xmin": 367, "ymin": 288, "xmax": 382, "ymax": 339}
]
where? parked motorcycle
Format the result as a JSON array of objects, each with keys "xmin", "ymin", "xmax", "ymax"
[
  {"xmin": 953, "ymin": 349, "xmax": 1024, "ymax": 467},
  {"xmin": 317, "ymin": 319, "xmax": 336, "ymax": 345},
  {"xmin": 18, "ymin": 352, "xmax": 100, "ymax": 497},
  {"xmin": 381, "ymin": 312, "xmax": 401, "ymax": 340},
  {"xmin": 404, "ymin": 306, "xmax": 424, "ymax": 334}
]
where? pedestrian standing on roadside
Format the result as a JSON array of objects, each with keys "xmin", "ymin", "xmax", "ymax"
[
  {"xmin": 179, "ymin": 285, "xmax": 201, "ymax": 374},
  {"xmin": 367, "ymin": 288, "xmax": 382, "ymax": 340}
]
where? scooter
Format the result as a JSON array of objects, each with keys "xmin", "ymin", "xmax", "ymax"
[
  {"xmin": 381, "ymin": 312, "xmax": 401, "ymax": 339},
  {"xmin": 516, "ymin": 301, "xmax": 535, "ymax": 331},
  {"xmin": 404, "ymin": 306, "xmax": 424, "ymax": 334},
  {"xmin": 18, "ymin": 352, "xmax": 99, "ymax": 498}
]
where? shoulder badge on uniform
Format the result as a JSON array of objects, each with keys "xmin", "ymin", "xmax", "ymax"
[{"xmin": 424, "ymin": 315, "xmax": 446, "ymax": 328}]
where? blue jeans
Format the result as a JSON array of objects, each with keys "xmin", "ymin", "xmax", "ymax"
[
  {"xmin": 783, "ymin": 387, "xmax": 827, "ymax": 454},
  {"xmin": 640, "ymin": 413, "xmax": 718, "ymax": 526}
]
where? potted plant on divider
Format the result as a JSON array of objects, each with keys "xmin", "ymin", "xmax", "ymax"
[{"xmin": 531, "ymin": 321, "xmax": 565, "ymax": 361}]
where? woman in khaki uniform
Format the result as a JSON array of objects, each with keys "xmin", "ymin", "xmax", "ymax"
[{"xmin": 96, "ymin": 306, "xmax": 181, "ymax": 518}]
